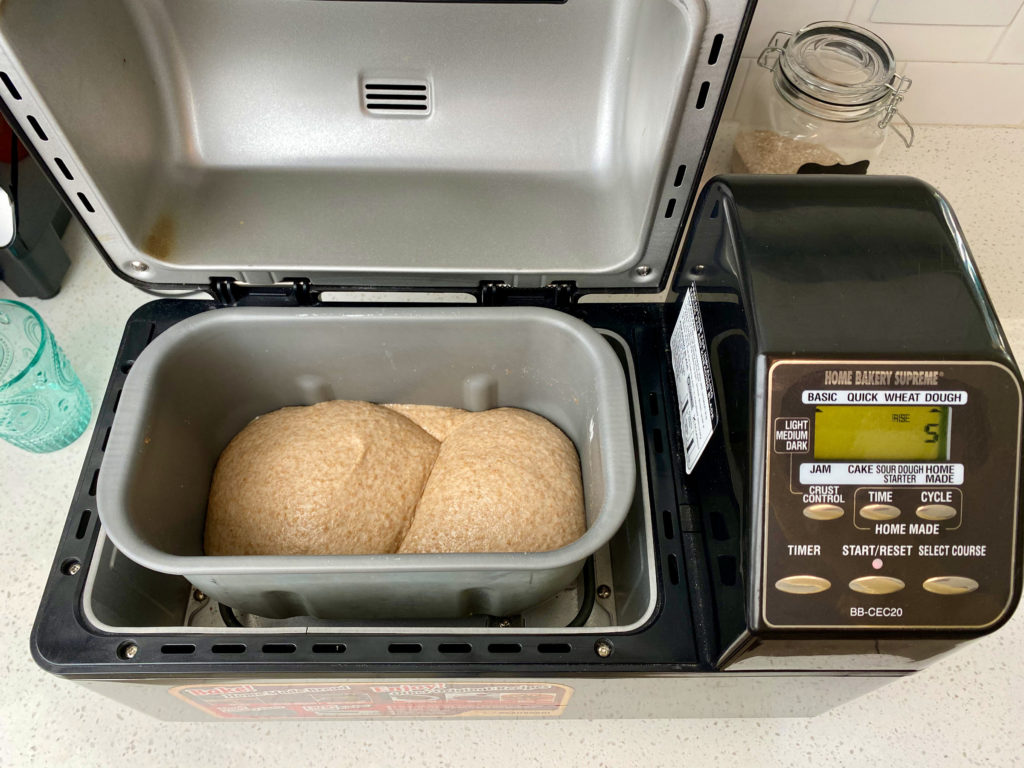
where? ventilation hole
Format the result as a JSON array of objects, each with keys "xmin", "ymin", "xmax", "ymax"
[
  {"xmin": 710, "ymin": 510, "xmax": 729, "ymax": 541},
  {"xmin": 88, "ymin": 468, "xmax": 99, "ymax": 497},
  {"xmin": 365, "ymin": 103, "xmax": 428, "ymax": 111},
  {"xmin": 538, "ymin": 643, "xmax": 571, "ymax": 654},
  {"xmin": 161, "ymin": 644, "xmax": 195, "ymax": 655},
  {"xmin": 652, "ymin": 428, "xmax": 664, "ymax": 454},
  {"xmin": 146, "ymin": 323, "xmax": 157, "ymax": 343},
  {"xmin": 26, "ymin": 115, "xmax": 47, "ymax": 141},
  {"xmin": 262, "ymin": 643, "xmax": 296, "ymax": 654},
  {"xmin": 696, "ymin": 81, "xmax": 711, "ymax": 110},
  {"xmin": 438, "ymin": 643, "xmax": 472, "ymax": 654},
  {"xmin": 388, "ymin": 643, "xmax": 422, "ymax": 654},
  {"xmin": 77, "ymin": 192, "xmax": 95, "ymax": 213},
  {"xmin": 75, "ymin": 509, "xmax": 92, "ymax": 539},
  {"xmin": 312, "ymin": 643, "xmax": 347, "ymax": 654},
  {"xmin": 667, "ymin": 554, "xmax": 680, "ymax": 585},
  {"xmin": 648, "ymin": 391, "xmax": 660, "ymax": 415},
  {"xmin": 365, "ymin": 83, "xmax": 427, "ymax": 91},
  {"xmin": 113, "ymin": 389, "xmax": 122, "ymax": 413},
  {"xmin": 710, "ymin": 200, "xmax": 720, "ymax": 219},
  {"xmin": 664, "ymin": 198, "xmax": 677, "ymax": 219},
  {"xmin": 488, "ymin": 643, "xmax": 522, "ymax": 654},
  {"xmin": 363, "ymin": 80, "xmax": 431, "ymax": 115},
  {"xmin": 60, "ymin": 558, "xmax": 81, "ymax": 575},
  {"xmin": 212, "ymin": 643, "xmax": 246, "ymax": 654},
  {"xmin": 673, "ymin": 164, "xmax": 686, "ymax": 188},
  {"xmin": 708, "ymin": 33, "xmax": 724, "ymax": 65},
  {"xmin": 719, "ymin": 555, "xmax": 738, "ymax": 586},
  {"xmin": 54, "ymin": 158, "xmax": 74, "ymax": 181},
  {"xmin": 0, "ymin": 72, "xmax": 21, "ymax": 100},
  {"xmin": 365, "ymin": 94, "xmax": 426, "ymax": 101},
  {"xmin": 662, "ymin": 509, "xmax": 674, "ymax": 540},
  {"xmin": 101, "ymin": 427, "xmax": 111, "ymax": 452}
]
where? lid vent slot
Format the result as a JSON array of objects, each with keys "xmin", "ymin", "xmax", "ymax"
[{"xmin": 363, "ymin": 80, "xmax": 431, "ymax": 116}]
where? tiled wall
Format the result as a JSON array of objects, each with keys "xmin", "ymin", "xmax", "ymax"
[{"xmin": 725, "ymin": 0, "xmax": 1024, "ymax": 125}]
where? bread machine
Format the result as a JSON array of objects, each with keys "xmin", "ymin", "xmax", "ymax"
[{"xmin": 2, "ymin": 0, "xmax": 1022, "ymax": 720}]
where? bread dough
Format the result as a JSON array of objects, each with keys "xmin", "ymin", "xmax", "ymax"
[
  {"xmin": 384, "ymin": 404, "xmax": 471, "ymax": 441},
  {"xmin": 205, "ymin": 400, "xmax": 438, "ymax": 556},
  {"xmin": 399, "ymin": 408, "xmax": 585, "ymax": 554}
]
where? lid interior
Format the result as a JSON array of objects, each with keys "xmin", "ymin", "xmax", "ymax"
[{"xmin": 0, "ymin": 0, "xmax": 744, "ymax": 291}]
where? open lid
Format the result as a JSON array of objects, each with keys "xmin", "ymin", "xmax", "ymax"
[{"xmin": 0, "ymin": 0, "xmax": 749, "ymax": 294}]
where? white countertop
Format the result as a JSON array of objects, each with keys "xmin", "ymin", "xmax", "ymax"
[{"xmin": 2, "ymin": 124, "xmax": 1023, "ymax": 767}]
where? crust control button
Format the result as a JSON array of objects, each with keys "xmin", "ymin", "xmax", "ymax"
[{"xmin": 803, "ymin": 503, "xmax": 844, "ymax": 521}]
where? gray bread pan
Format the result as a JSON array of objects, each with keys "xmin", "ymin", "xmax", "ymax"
[{"xmin": 97, "ymin": 305, "xmax": 635, "ymax": 619}]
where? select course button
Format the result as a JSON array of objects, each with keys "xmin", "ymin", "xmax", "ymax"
[
  {"xmin": 923, "ymin": 576, "xmax": 979, "ymax": 595},
  {"xmin": 849, "ymin": 576, "xmax": 906, "ymax": 595},
  {"xmin": 915, "ymin": 504, "xmax": 958, "ymax": 521},
  {"xmin": 775, "ymin": 575, "xmax": 831, "ymax": 595},
  {"xmin": 803, "ymin": 503, "xmax": 845, "ymax": 521},
  {"xmin": 859, "ymin": 503, "xmax": 901, "ymax": 521}
]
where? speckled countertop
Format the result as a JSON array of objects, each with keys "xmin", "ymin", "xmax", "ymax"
[{"xmin": 1, "ymin": 124, "xmax": 1023, "ymax": 767}]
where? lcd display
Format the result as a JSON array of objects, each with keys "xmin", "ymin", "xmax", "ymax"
[{"xmin": 813, "ymin": 405, "xmax": 950, "ymax": 461}]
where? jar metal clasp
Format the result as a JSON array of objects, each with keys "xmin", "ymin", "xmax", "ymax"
[{"xmin": 880, "ymin": 73, "xmax": 915, "ymax": 148}]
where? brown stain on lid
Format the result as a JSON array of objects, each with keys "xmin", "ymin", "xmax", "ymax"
[{"xmin": 143, "ymin": 214, "xmax": 176, "ymax": 261}]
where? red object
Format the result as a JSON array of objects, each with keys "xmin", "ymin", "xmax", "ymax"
[{"xmin": 0, "ymin": 115, "xmax": 31, "ymax": 163}]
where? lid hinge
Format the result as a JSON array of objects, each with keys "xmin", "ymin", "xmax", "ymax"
[
  {"xmin": 477, "ymin": 280, "xmax": 577, "ymax": 309},
  {"xmin": 209, "ymin": 277, "xmax": 318, "ymax": 307}
]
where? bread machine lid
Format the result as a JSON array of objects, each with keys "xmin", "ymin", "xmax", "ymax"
[{"xmin": 0, "ymin": 0, "xmax": 750, "ymax": 294}]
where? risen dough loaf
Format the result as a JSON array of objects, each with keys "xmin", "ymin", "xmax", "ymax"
[
  {"xmin": 399, "ymin": 408, "xmax": 586, "ymax": 554},
  {"xmin": 383, "ymin": 404, "xmax": 472, "ymax": 442},
  {"xmin": 205, "ymin": 400, "xmax": 439, "ymax": 556}
]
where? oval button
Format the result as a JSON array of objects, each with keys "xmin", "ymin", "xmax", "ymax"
[
  {"xmin": 859, "ymin": 504, "xmax": 901, "ymax": 521},
  {"xmin": 803, "ymin": 503, "xmax": 844, "ymax": 521},
  {"xmin": 915, "ymin": 504, "xmax": 958, "ymax": 521},
  {"xmin": 775, "ymin": 575, "xmax": 831, "ymax": 594},
  {"xmin": 923, "ymin": 576, "xmax": 979, "ymax": 595},
  {"xmin": 849, "ymin": 576, "xmax": 905, "ymax": 595}
]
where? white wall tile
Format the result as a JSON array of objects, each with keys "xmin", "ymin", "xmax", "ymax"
[
  {"xmin": 871, "ymin": 0, "xmax": 1023, "ymax": 27},
  {"xmin": 992, "ymin": 7, "xmax": 1024, "ymax": 62},
  {"xmin": 722, "ymin": 58, "xmax": 751, "ymax": 120},
  {"xmin": 847, "ymin": 0, "xmax": 1005, "ymax": 62},
  {"xmin": 900, "ymin": 62, "xmax": 1024, "ymax": 124},
  {"xmin": 740, "ymin": 0, "xmax": 856, "ymax": 59}
]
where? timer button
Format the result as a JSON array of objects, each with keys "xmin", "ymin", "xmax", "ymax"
[
  {"xmin": 915, "ymin": 504, "xmax": 958, "ymax": 522},
  {"xmin": 923, "ymin": 576, "xmax": 979, "ymax": 595},
  {"xmin": 775, "ymin": 575, "xmax": 831, "ymax": 594},
  {"xmin": 859, "ymin": 503, "xmax": 901, "ymax": 521},
  {"xmin": 803, "ymin": 503, "xmax": 845, "ymax": 521},
  {"xmin": 849, "ymin": 576, "xmax": 906, "ymax": 594}
]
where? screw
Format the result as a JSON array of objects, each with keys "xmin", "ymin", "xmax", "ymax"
[
  {"xmin": 497, "ymin": 618, "xmax": 512, "ymax": 628},
  {"xmin": 121, "ymin": 643, "xmax": 139, "ymax": 660},
  {"xmin": 636, "ymin": 265, "xmax": 652, "ymax": 277},
  {"xmin": 594, "ymin": 640, "xmax": 613, "ymax": 658},
  {"xmin": 67, "ymin": 562, "xmax": 80, "ymax": 575},
  {"xmin": 693, "ymin": 264, "xmax": 706, "ymax": 274},
  {"xmin": 192, "ymin": 589, "xmax": 206, "ymax": 602},
  {"xmin": 127, "ymin": 260, "xmax": 149, "ymax": 273},
  {"xmin": 596, "ymin": 584, "xmax": 611, "ymax": 599}
]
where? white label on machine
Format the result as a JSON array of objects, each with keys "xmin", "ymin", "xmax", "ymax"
[
  {"xmin": 671, "ymin": 283, "xmax": 717, "ymax": 474},
  {"xmin": 802, "ymin": 389, "xmax": 968, "ymax": 405},
  {"xmin": 798, "ymin": 462, "xmax": 965, "ymax": 485}
]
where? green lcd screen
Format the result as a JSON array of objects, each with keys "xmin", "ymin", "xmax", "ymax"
[{"xmin": 813, "ymin": 405, "xmax": 950, "ymax": 461}]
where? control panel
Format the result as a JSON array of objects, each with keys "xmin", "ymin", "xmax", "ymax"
[{"xmin": 762, "ymin": 360, "xmax": 1022, "ymax": 629}]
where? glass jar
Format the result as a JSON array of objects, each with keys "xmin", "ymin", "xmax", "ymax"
[{"xmin": 732, "ymin": 21, "xmax": 913, "ymax": 175}]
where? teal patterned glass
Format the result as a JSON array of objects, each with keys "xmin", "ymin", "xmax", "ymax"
[{"xmin": 0, "ymin": 300, "xmax": 91, "ymax": 452}]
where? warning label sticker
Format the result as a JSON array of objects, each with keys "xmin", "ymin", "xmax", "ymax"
[
  {"xmin": 170, "ymin": 682, "xmax": 573, "ymax": 720},
  {"xmin": 670, "ymin": 283, "xmax": 718, "ymax": 473}
]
